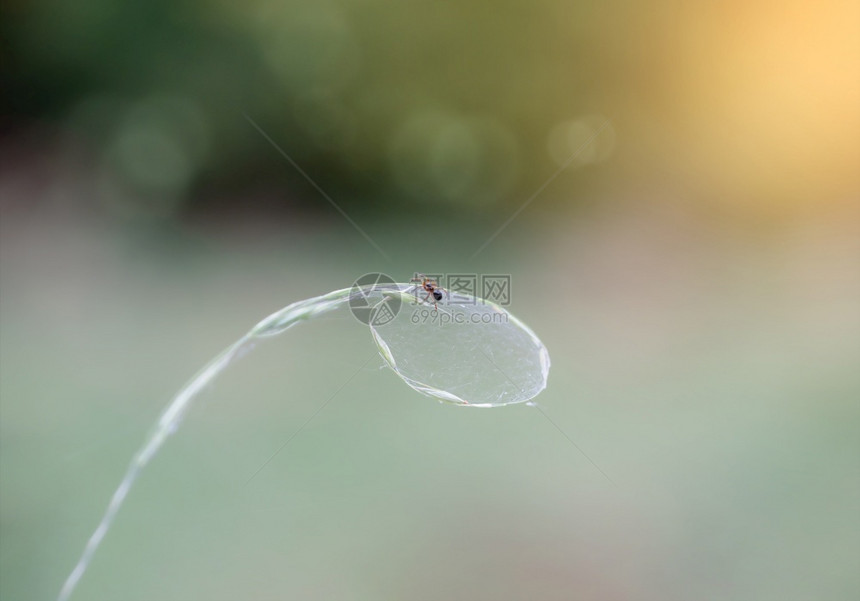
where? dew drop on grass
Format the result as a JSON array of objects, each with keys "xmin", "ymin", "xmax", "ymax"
[
  {"xmin": 57, "ymin": 283, "xmax": 550, "ymax": 601},
  {"xmin": 369, "ymin": 285, "xmax": 550, "ymax": 407}
]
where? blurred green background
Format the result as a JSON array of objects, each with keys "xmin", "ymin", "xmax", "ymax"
[{"xmin": 1, "ymin": 1, "xmax": 859, "ymax": 600}]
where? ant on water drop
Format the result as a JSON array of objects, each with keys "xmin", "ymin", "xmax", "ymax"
[{"xmin": 411, "ymin": 273, "xmax": 448, "ymax": 311}]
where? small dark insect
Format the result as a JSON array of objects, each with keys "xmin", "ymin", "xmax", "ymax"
[{"xmin": 411, "ymin": 273, "xmax": 447, "ymax": 311}]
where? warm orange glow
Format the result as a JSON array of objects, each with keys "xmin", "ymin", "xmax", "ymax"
[{"xmin": 663, "ymin": 2, "xmax": 860, "ymax": 210}]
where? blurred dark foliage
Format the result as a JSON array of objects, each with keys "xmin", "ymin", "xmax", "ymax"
[
  {"xmin": 1, "ymin": 0, "xmax": 622, "ymax": 221},
  {"xmin": 2, "ymin": 1, "xmax": 857, "ymax": 223}
]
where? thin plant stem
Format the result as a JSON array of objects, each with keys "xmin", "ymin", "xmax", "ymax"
[
  {"xmin": 57, "ymin": 288, "xmax": 361, "ymax": 601},
  {"xmin": 56, "ymin": 283, "xmax": 550, "ymax": 600}
]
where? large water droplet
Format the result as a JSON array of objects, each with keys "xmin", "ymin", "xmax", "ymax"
[{"xmin": 367, "ymin": 285, "xmax": 550, "ymax": 407}]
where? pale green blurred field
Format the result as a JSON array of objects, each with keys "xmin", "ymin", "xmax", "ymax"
[
  {"xmin": 3, "ymin": 1, "xmax": 860, "ymax": 599},
  {"xmin": 2, "ymin": 186, "xmax": 859, "ymax": 600}
]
